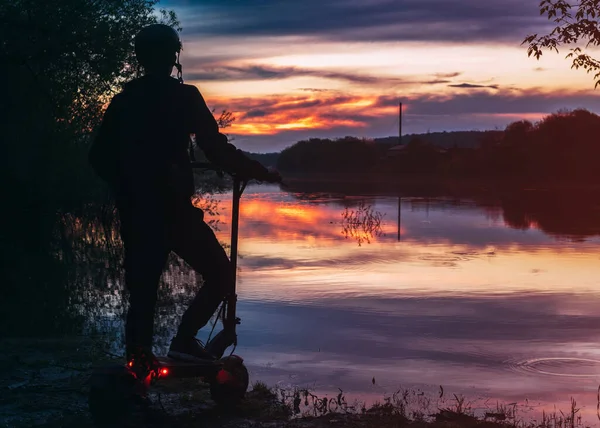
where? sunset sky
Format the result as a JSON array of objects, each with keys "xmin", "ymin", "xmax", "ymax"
[{"xmin": 166, "ymin": 0, "xmax": 600, "ymax": 152}]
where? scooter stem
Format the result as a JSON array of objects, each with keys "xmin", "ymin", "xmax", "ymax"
[
  {"xmin": 190, "ymin": 163, "xmax": 249, "ymax": 357},
  {"xmin": 225, "ymin": 176, "xmax": 243, "ymax": 331}
]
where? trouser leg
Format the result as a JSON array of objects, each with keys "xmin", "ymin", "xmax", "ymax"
[
  {"xmin": 121, "ymin": 218, "xmax": 170, "ymax": 353},
  {"xmin": 168, "ymin": 204, "xmax": 233, "ymax": 339}
]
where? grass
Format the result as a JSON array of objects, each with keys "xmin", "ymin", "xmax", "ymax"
[
  {"xmin": 268, "ymin": 387, "xmax": 590, "ymax": 428},
  {"xmin": 0, "ymin": 337, "xmax": 596, "ymax": 428}
]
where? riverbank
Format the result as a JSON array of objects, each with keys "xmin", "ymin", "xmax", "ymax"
[
  {"xmin": 0, "ymin": 337, "xmax": 593, "ymax": 428},
  {"xmin": 278, "ymin": 172, "xmax": 600, "ymax": 196}
]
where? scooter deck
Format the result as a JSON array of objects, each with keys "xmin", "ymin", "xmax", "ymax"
[{"xmin": 156, "ymin": 356, "xmax": 221, "ymax": 379}]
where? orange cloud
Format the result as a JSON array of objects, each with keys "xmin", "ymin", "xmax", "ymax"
[{"xmin": 207, "ymin": 92, "xmax": 396, "ymax": 135}]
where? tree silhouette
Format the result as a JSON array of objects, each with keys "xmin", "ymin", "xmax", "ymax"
[
  {"xmin": 1, "ymin": 0, "xmax": 180, "ymax": 336},
  {"xmin": 523, "ymin": 0, "xmax": 600, "ymax": 87},
  {"xmin": 277, "ymin": 137, "xmax": 382, "ymax": 173},
  {"xmin": 278, "ymin": 108, "xmax": 600, "ymax": 187}
]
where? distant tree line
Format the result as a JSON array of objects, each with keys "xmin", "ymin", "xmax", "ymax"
[
  {"xmin": 373, "ymin": 130, "xmax": 499, "ymax": 148},
  {"xmin": 276, "ymin": 136, "xmax": 389, "ymax": 173},
  {"xmin": 275, "ymin": 109, "xmax": 600, "ymax": 185},
  {"xmin": 447, "ymin": 109, "xmax": 600, "ymax": 182}
]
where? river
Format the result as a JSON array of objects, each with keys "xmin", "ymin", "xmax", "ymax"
[
  {"xmin": 90, "ymin": 182, "xmax": 600, "ymax": 422},
  {"xmin": 192, "ymin": 183, "xmax": 600, "ymax": 421}
]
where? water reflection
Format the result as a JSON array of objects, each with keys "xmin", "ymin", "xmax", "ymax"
[
  {"xmin": 340, "ymin": 202, "xmax": 385, "ymax": 246},
  {"xmin": 17, "ymin": 183, "xmax": 600, "ymax": 423},
  {"xmin": 490, "ymin": 189, "xmax": 600, "ymax": 239},
  {"xmin": 285, "ymin": 181, "xmax": 600, "ymax": 240},
  {"xmin": 196, "ymin": 184, "xmax": 600, "ymax": 423}
]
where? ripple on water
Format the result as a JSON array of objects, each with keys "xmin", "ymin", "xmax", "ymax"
[
  {"xmin": 507, "ymin": 357, "xmax": 600, "ymax": 378},
  {"xmin": 417, "ymin": 253, "xmax": 467, "ymax": 267}
]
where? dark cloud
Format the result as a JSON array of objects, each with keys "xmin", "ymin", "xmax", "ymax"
[
  {"xmin": 185, "ymin": 64, "xmax": 455, "ymax": 87},
  {"xmin": 374, "ymin": 90, "xmax": 600, "ymax": 115},
  {"xmin": 298, "ymin": 88, "xmax": 332, "ymax": 93},
  {"xmin": 244, "ymin": 109, "xmax": 269, "ymax": 118},
  {"xmin": 186, "ymin": 64, "xmax": 391, "ymax": 84},
  {"xmin": 172, "ymin": 0, "xmax": 548, "ymax": 44},
  {"xmin": 424, "ymin": 79, "xmax": 452, "ymax": 85},
  {"xmin": 435, "ymin": 72, "xmax": 463, "ymax": 79},
  {"xmin": 449, "ymin": 83, "xmax": 500, "ymax": 89}
]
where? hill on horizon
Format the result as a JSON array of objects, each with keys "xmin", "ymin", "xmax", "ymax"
[
  {"xmin": 244, "ymin": 130, "xmax": 500, "ymax": 164},
  {"xmin": 374, "ymin": 130, "xmax": 501, "ymax": 148}
]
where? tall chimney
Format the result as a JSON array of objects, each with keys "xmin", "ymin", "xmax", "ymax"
[{"xmin": 398, "ymin": 102, "xmax": 403, "ymax": 145}]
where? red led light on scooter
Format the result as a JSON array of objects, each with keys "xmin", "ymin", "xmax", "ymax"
[
  {"xmin": 161, "ymin": 368, "xmax": 168, "ymax": 376},
  {"xmin": 216, "ymin": 369, "xmax": 233, "ymax": 384}
]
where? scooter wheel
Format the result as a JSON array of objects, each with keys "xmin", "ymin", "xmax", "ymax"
[
  {"xmin": 209, "ymin": 355, "xmax": 249, "ymax": 407},
  {"xmin": 88, "ymin": 364, "xmax": 138, "ymax": 426}
]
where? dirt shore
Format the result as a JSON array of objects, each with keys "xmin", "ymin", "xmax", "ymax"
[{"xmin": 0, "ymin": 337, "xmax": 590, "ymax": 428}]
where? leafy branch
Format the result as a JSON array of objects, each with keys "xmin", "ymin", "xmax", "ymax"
[{"xmin": 523, "ymin": 0, "xmax": 600, "ymax": 87}]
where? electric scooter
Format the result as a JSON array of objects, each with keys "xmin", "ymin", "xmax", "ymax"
[{"xmin": 88, "ymin": 162, "xmax": 279, "ymax": 425}]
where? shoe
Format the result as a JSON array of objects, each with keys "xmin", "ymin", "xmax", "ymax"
[
  {"xmin": 168, "ymin": 336, "xmax": 215, "ymax": 362},
  {"xmin": 126, "ymin": 345, "xmax": 160, "ymax": 374}
]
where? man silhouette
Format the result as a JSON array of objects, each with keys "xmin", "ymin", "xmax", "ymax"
[{"xmin": 89, "ymin": 24, "xmax": 279, "ymax": 366}]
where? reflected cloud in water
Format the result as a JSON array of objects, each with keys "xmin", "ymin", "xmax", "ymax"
[{"xmin": 188, "ymin": 184, "xmax": 600, "ymax": 420}]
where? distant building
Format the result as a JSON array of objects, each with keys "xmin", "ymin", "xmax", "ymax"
[{"xmin": 385, "ymin": 144, "xmax": 408, "ymax": 158}]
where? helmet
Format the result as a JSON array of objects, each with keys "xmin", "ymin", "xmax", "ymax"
[{"xmin": 134, "ymin": 24, "xmax": 182, "ymax": 68}]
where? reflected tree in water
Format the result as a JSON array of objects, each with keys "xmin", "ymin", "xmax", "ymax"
[
  {"xmin": 497, "ymin": 189, "xmax": 600, "ymax": 241},
  {"xmin": 57, "ymin": 188, "xmax": 225, "ymax": 356},
  {"xmin": 341, "ymin": 201, "xmax": 385, "ymax": 246}
]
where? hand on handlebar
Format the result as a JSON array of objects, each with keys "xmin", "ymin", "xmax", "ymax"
[{"xmin": 259, "ymin": 167, "xmax": 282, "ymax": 183}]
